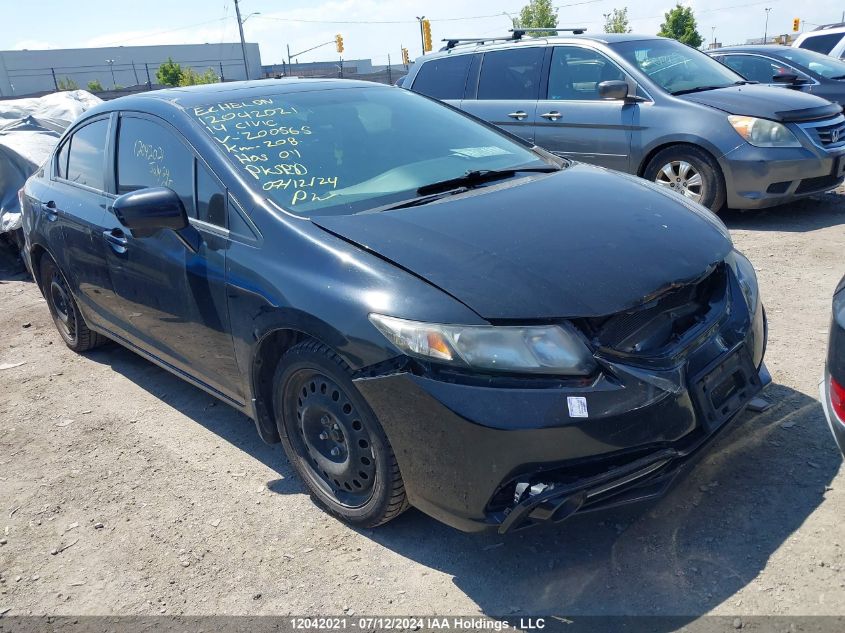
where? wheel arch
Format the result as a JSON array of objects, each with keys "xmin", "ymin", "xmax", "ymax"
[{"xmin": 636, "ymin": 139, "xmax": 725, "ymax": 178}]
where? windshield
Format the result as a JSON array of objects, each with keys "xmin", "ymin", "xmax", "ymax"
[
  {"xmin": 778, "ymin": 47, "xmax": 845, "ymax": 78},
  {"xmin": 611, "ymin": 38, "xmax": 745, "ymax": 94},
  {"xmin": 188, "ymin": 86, "xmax": 549, "ymax": 217}
]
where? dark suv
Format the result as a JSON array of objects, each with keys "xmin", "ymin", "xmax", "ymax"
[{"xmin": 405, "ymin": 33, "xmax": 845, "ymax": 212}]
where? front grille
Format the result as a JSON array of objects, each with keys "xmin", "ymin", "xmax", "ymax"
[
  {"xmin": 579, "ymin": 264, "xmax": 728, "ymax": 356},
  {"xmin": 811, "ymin": 120, "xmax": 845, "ymax": 148}
]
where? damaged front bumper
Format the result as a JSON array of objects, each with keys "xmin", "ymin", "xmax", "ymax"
[{"xmin": 354, "ymin": 274, "xmax": 768, "ymax": 534}]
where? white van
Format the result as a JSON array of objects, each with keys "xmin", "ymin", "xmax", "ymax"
[{"xmin": 793, "ymin": 24, "xmax": 845, "ymax": 59}]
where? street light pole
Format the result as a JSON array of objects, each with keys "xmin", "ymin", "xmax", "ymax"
[
  {"xmin": 711, "ymin": 26, "xmax": 716, "ymax": 48},
  {"xmin": 763, "ymin": 7, "xmax": 772, "ymax": 44},
  {"xmin": 416, "ymin": 16, "xmax": 425, "ymax": 57},
  {"xmin": 234, "ymin": 0, "xmax": 250, "ymax": 79}
]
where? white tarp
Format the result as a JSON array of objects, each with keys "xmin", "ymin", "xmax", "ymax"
[{"xmin": 0, "ymin": 90, "xmax": 102, "ymax": 233}]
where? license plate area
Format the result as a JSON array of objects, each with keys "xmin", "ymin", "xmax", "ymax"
[{"xmin": 690, "ymin": 346, "xmax": 761, "ymax": 433}]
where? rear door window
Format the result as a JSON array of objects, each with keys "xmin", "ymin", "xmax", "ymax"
[
  {"xmin": 412, "ymin": 55, "xmax": 472, "ymax": 99},
  {"xmin": 65, "ymin": 119, "xmax": 109, "ymax": 190},
  {"xmin": 478, "ymin": 48, "xmax": 544, "ymax": 100},
  {"xmin": 798, "ymin": 32, "xmax": 844, "ymax": 55},
  {"xmin": 116, "ymin": 115, "xmax": 195, "ymax": 218}
]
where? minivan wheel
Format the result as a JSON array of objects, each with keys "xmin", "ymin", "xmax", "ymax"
[
  {"xmin": 643, "ymin": 146, "xmax": 726, "ymax": 212},
  {"xmin": 272, "ymin": 339, "xmax": 409, "ymax": 527},
  {"xmin": 39, "ymin": 256, "xmax": 106, "ymax": 352}
]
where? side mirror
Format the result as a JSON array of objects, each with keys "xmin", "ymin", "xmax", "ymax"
[
  {"xmin": 113, "ymin": 187, "xmax": 188, "ymax": 239},
  {"xmin": 772, "ymin": 72, "xmax": 801, "ymax": 85},
  {"xmin": 598, "ymin": 80, "xmax": 630, "ymax": 100}
]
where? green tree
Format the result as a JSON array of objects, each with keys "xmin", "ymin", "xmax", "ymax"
[
  {"xmin": 87, "ymin": 79, "xmax": 104, "ymax": 92},
  {"xmin": 156, "ymin": 57, "xmax": 183, "ymax": 86},
  {"xmin": 56, "ymin": 77, "xmax": 78, "ymax": 90},
  {"xmin": 516, "ymin": 0, "xmax": 558, "ymax": 36},
  {"xmin": 658, "ymin": 3, "xmax": 703, "ymax": 47},
  {"xmin": 178, "ymin": 67, "xmax": 220, "ymax": 86},
  {"xmin": 604, "ymin": 7, "xmax": 631, "ymax": 33}
]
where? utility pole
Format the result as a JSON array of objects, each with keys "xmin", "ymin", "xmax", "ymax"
[
  {"xmin": 763, "ymin": 7, "xmax": 772, "ymax": 44},
  {"xmin": 234, "ymin": 0, "xmax": 250, "ymax": 79},
  {"xmin": 287, "ymin": 44, "xmax": 292, "ymax": 67},
  {"xmin": 416, "ymin": 16, "xmax": 426, "ymax": 57},
  {"xmin": 387, "ymin": 53, "xmax": 392, "ymax": 85},
  {"xmin": 711, "ymin": 26, "xmax": 716, "ymax": 48}
]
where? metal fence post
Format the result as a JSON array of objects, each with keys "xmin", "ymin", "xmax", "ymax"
[
  {"xmin": 51, "ymin": 68, "xmax": 58, "ymax": 91},
  {"xmin": 387, "ymin": 54, "xmax": 392, "ymax": 84},
  {"xmin": 144, "ymin": 63, "xmax": 152, "ymax": 88},
  {"xmin": 131, "ymin": 61, "xmax": 140, "ymax": 85}
]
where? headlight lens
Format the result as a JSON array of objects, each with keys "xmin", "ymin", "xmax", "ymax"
[
  {"xmin": 728, "ymin": 115, "xmax": 801, "ymax": 148},
  {"xmin": 369, "ymin": 314, "xmax": 596, "ymax": 376},
  {"xmin": 726, "ymin": 250, "xmax": 760, "ymax": 312}
]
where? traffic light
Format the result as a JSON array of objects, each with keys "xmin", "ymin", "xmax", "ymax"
[
  {"xmin": 421, "ymin": 19, "xmax": 432, "ymax": 52},
  {"xmin": 335, "ymin": 34, "xmax": 344, "ymax": 54},
  {"xmin": 792, "ymin": 17, "xmax": 800, "ymax": 32},
  {"xmin": 401, "ymin": 47, "xmax": 410, "ymax": 65}
]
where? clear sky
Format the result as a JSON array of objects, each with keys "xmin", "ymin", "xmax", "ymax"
[{"xmin": 2, "ymin": 0, "xmax": 844, "ymax": 66}]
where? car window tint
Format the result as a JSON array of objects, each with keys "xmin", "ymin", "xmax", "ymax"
[
  {"xmin": 66, "ymin": 119, "xmax": 109, "ymax": 190},
  {"xmin": 412, "ymin": 55, "xmax": 472, "ymax": 99},
  {"xmin": 55, "ymin": 140, "xmax": 70, "ymax": 179},
  {"xmin": 721, "ymin": 55, "xmax": 789, "ymax": 83},
  {"xmin": 116, "ymin": 116, "xmax": 195, "ymax": 218},
  {"xmin": 798, "ymin": 32, "xmax": 844, "ymax": 55},
  {"xmin": 196, "ymin": 160, "xmax": 226, "ymax": 226},
  {"xmin": 478, "ymin": 48, "xmax": 544, "ymax": 100},
  {"xmin": 548, "ymin": 46, "xmax": 625, "ymax": 100}
]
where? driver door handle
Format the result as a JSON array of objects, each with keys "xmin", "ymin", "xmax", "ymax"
[
  {"xmin": 103, "ymin": 228, "xmax": 128, "ymax": 253},
  {"xmin": 41, "ymin": 200, "xmax": 58, "ymax": 219},
  {"xmin": 540, "ymin": 111, "xmax": 562, "ymax": 121},
  {"xmin": 507, "ymin": 110, "xmax": 528, "ymax": 121}
]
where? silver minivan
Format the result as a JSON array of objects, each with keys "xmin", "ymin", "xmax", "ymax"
[{"xmin": 405, "ymin": 32, "xmax": 845, "ymax": 211}]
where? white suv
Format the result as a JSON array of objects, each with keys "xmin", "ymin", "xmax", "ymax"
[{"xmin": 793, "ymin": 24, "xmax": 845, "ymax": 59}]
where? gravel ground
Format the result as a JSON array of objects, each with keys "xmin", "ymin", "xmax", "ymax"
[{"xmin": 0, "ymin": 191, "xmax": 844, "ymax": 620}]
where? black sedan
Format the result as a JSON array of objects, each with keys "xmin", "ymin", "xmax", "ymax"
[
  {"xmin": 21, "ymin": 79, "xmax": 768, "ymax": 533},
  {"xmin": 821, "ymin": 276, "xmax": 845, "ymax": 457},
  {"xmin": 710, "ymin": 45, "xmax": 845, "ymax": 106}
]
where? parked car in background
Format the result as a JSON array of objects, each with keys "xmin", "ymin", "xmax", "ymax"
[
  {"xmin": 709, "ymin": 45, "xmax": 845, "ymax": 106},
  {"xmin": 820, "ymin": 274, "xmax": 845, "ymax": 458},
  {"xmin": 793, "ymin": 23, "xmax": 845, "ymax": 59},
  {"xmin": 405, "ymin": 33, "xmax": 845, "ymax": 212},
  {"xmin": 21, "ymin": 79, "xmax": 768, "ymax": 533}
]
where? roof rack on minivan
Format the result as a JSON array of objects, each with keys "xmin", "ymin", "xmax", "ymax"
[{"xmin": 441, "ymin": 27, "xmax": 587, "ymax": 50}]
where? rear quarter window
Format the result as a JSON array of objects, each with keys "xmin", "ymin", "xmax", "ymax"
[
  {"xmin": 798, "ymin": 32, "xmax": 845, "ymax": 55},
  {"xmin": 412, "ymin": 55, "xmax": 472, "ymax": 100}
]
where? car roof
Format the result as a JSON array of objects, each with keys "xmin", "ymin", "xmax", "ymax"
[
  {"xmin": 419, "ymin": 32, "xmax": 665, "ymax": 60},
  {"xmin": 84, "ymin": 78, "xmax": 385, "ymax": 116},
  {"xmin": 709, "ymin": 45, "xmax": 793, "ymax": 54}
]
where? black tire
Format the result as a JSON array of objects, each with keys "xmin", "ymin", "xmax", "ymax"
[
  {"xmin": 643, "ymin": 145, "xmax": 726, "ymax": 213},
  {"xmin": 272, "ymin": 339, "xmax": 409, "ymax": 528},
  {"xmin": 39, "ymin": 256, "xmax": 107, "ymax": 352}
]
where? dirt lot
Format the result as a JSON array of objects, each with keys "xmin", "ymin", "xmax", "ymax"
[{"xmin": 0, "ymin": 191, "xmax": 844, "ymax": 621}]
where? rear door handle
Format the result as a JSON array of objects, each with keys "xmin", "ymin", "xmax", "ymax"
[
  {"xmin": 540, "ymin": 111, "xmax": 562, "ymax": 121},
  {"xmin": 507, "ymin": 111, "xmax": 528, "ymax": 121},
  {"xmin": 41, "ymin": 201, "xmax": 58, "ymax": 219},
  {"xmin": 103, "ymin": 228, "xmax": 128, "ymax": 253}
]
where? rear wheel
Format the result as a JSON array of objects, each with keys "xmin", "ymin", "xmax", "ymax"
[
  {"xmin": 643, "ymin": 145, "xmax": 726, "ymax": 212},
  {"xmin": 39, "ymin": 256, "xmax": 106, "ymax": 352},
  {"xmin": 272, "ymin": 340, "xmax": 409, "ymax": 527}
]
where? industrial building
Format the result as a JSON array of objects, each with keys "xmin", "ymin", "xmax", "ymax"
[{"xmin": 0, "ymin": 42, "xmax": 262, "ymax": 97}]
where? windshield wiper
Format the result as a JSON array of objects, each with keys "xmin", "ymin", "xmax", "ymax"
[
  {"xmin": 830, "ymin": 74, "xmax": 845, "ymax": 80},
  {"xmin": 671, "ymin": 84, "xmax": 734, "ymax": 95},
  {"xmin": 416, "ymin": 166, "xmax": 560, "ymax": 196}
]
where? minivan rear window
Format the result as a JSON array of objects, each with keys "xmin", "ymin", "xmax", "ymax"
[
  {"xmin": 412, "ymin": 55, "xmax": 472, "ymax": 100},
  {"xmin": 798, "ymin": 32, "xmax": 844, "ymax": 55}
]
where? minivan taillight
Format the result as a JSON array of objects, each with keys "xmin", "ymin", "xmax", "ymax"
[{"xmin": 830, "ymin": 376, "xmax": 845, "ymax": 426}]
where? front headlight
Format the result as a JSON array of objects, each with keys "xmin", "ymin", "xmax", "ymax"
[
  {"xmin": 369, "ymin": 314, "xmax": 596, "ymax": 376},
  {"xmin": 726, "ymin": 250, "xmax": 760, "ymax": 312},
  {"xmin": 728, "ymin": 115, "xmax": 801, "ymax": 148}
]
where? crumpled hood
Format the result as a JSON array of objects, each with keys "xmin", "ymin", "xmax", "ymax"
[
  {"xmin": 311, "ymin": 164, "xmax": 733, "ymax": 319},
  {"xmin": 678, "ymin": 84, "xmax": 842, "ymax": 121}
]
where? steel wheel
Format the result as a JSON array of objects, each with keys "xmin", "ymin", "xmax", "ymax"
[
  {"xmin": 285, "ymin": 369, "xmax": 377, "ymax": 508},
  {"xmin": 47, "ymin": 266, "xmax": 78, "ymax": 344},
  {"xmin": 653, "ymin": 160, "xmax": 704, "ymax": 203}
]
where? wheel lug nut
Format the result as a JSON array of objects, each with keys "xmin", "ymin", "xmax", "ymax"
[
  {"xmin": 319, "ymin": 431, "xmax": 329, "ymax": 440},
  {"xmin": 330, "ymin": 447, "xmax": 341, "ymax": 457},
  {"xmin": 321, "ymin": 415, "xmax": 330, "ymax": 425}
]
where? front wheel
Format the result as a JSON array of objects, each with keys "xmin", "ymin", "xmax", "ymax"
[
  {"xmin": 643, "ymin": 145, "xmax": 726, "ymax": 212},
  {"xmin": 272, "ymin": 340, "xmax": 409, "ymax": 528}
]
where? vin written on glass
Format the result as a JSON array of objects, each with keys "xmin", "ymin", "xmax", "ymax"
[{"xmin": 191, "ymin": 97, "xmax": 340, "ymax": 207}]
